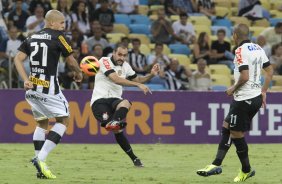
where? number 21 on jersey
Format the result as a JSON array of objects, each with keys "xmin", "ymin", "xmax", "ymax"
[{"xmin": 30, "ymin": 42, "xmax": 48, "ymax": 67}]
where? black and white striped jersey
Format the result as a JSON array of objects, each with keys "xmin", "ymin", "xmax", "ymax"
[
  {"xmin": 128, "ymin": 50, "xmax": 148, "ymax": 75},
  {"xmin": 18, "ymin": 28, "xmax": 73, "ymax": 95}
]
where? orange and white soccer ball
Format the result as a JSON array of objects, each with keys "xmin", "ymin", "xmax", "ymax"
[{"xmin": 80, "ymin": 56, "xmax": 100, "ymax": 76}]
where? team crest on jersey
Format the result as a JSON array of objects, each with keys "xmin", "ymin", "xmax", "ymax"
[
  {"xmin": 117, "ymin": 70, "xmax": 122, "ymax": 76},
  {"xmin": 102, "ymin": 112, "xmax": 109, "ymax": 120}
]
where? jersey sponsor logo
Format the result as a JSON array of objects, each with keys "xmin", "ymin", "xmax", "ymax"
[
  {"xmin": 58, "ymin": 35, "xmax": 73, "ymax": 53},
  {"xmin": 235, "ymin": 47, "xmax": 243, "ymax": 65},
  {"xmin": 25, "ymin": 93, "xmax": 47, "ymax": 102},
  {"xmin": 31, "ymin": 67, "xmax": 45, "ymax": 74},
  {"xmin": 103, "ymin": 58, "xmax": 111, "ymax": 70},
  {"xmin": 29, "ymin": 76, "xmax": 50, "ymax": 88},
  {"xmin": 31, "ymin": 33, "xmax": 51, "ymax": 40}
]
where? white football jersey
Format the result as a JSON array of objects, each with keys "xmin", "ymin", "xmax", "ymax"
[
  {"xmin": 90, "ymin": 57, "xmax": 136, "ymax": 105},
  {"xmin": 233, "ymin": 41, "xmax": 269, "ymax": 101}
]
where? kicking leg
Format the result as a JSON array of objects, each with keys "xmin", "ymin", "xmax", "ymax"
[{"xmin": 114, "ymin": 130, "xmax": 143, "ymax": 167}]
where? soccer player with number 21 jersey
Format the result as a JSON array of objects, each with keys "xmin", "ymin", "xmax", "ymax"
[{"xmin": 14, "ymin": 10, "xmax": 83, "ymax": 179}]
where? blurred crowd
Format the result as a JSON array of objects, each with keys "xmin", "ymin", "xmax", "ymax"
[{"xmin": 0, "ymin": 0, "xmax": 281, "ymax": 91}]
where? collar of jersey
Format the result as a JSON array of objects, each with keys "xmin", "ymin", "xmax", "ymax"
[{"xmin": 238, "ymin": 39, "xmax": 251, "ymax": 47}]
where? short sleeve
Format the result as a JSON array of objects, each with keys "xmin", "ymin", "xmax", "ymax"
[
  {"xmin": 18, "ymin": 39, "xmax": 30, "ymax": 55},
  {"xmin": 99, "ymin": 57, "xmax": 115, "ymax": 76},
  {"xmin": 124, "ymin": 62, "xmax": 137, "ymax": 80},
  {"xmin": 57, "ymin": 33, "xmax": 73, "ymax": 58},
  {"xmin": 261, "ymin": 50, "xmax": 270, "ymax": 68},
  {"xmin": 235, "ymin": 46, "xmax": 249, "ymax": 71}
]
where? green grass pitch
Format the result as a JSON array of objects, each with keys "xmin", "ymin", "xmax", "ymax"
[{"xmin": 0, "ymin": 144, "xmax": 281, "ymax": 184}]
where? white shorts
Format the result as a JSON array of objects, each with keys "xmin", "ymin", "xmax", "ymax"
[{"xmin": 25, "ymin": 90, "xmax": 70, "ymax": 121}]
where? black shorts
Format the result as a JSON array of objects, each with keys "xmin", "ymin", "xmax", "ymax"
[
  {"xmin": 91, "ymin": 98, "xmax": 123, "ymax": 127},
  {"xmin": 225, "ymin": 94, "xmax": 262, "ymax": 132}
]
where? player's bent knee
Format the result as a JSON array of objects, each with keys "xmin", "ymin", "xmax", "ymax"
[{"xmin": 118, "ymin": 99, "xmax": 131, "ymax": 109}]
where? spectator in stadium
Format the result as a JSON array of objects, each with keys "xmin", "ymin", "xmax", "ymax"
[
  {"xmin": 82, "ymin": 23, "xmax": 109, "ymax": 55},
  {"xmin": 120, "ymin": 36, "xmax": 130, "ymax": 48},
  {"xmin": 164, "ymin": 0, "xmax": 180, "ymax": 15},
  {"xmin": 197, "ymin": 0, "xmax": 216, "ymax": 18},
  {"xmin": 7, "ymin": 0, "xmax": 29, "ymax": 31},
  {"xmin": 162, "ymin": 58, "xmax": 191, "ymax": 90},
  {"xmin": 128, "ymin": 38, "xmax": 149, "ymax": 76},
  {"xmin": 88, "ymin": 43, "xmax": 104, "ymax": 89},
  {"xmin": 26, "ymin": 6, "xmax": 45, "ymax": 34},
  {"xmin": 113, "ymin": 0, "xmax": 139, "ymax": 14},
  {"xmin": 172, "ymin": 12, "xmax": 196, "ymax": 45},
  {"xmin": 211, "ymin": 29, "xmax": 234, "ymax": 71},
  {"xmin": 87, "ymin": 0, "xmax": 100, "ymax": 18},
  {"xmin": 60, "ymin": 47, "xmax": 82, "ymax": 90},
  {"xmin": 173, "ymin": 0, "xmax": 197, "ymax": 14},
  {"xmin": 0, "ymin": 26, "xmax": 22, "ymax": 72},
  {"xmin": 90, "ymin": 0, "xmax": 115, "ymax": 34},
  {"xmin": 256, "ymin": 35, "xmax": 271, "ymax": 58},
  {"xmin": 151, "ymin": 9, "xmax": 174, "ymax": 44},
  {"xmin": 28, "ymin": 0, "xmax": 53, "ymax": 15},
  {"xmin": 69, "ymin": 28, "xmax": 84, "ymax": 53},
  {"xmin": 148, "ymin": 43, "xmax": 170, "ymax": 72},
  {"xmin": 238, "ymin": 0, "xmax": 270, "ymax": 20},
  {"xmin": 270, "ymin": 43, "xmax": 282, "ymax": 75},
  {"xmin": 190, "ymin": 58, "xmax": 212, "ymax": 91},
  {"xmin": 147, "ymin": 43, "xmax": 168, "ymax": 86},
  {"xmin": 90, "ymin": 45, "xmax": 160, "ymax": 167},
  {"xmin": 56, "ymin": 0, "xmax": 72, "ymax": 35},
  {"xmin": 193, "ymin": 32, "xmax": 211, "ymax": 64},
  {"xmin": 197, "ymin": 23, "xmax": 273, "ymax": 182},
  {"xmin": 260, "ymin": 22, "xmax": 282, "ymax": 47},
  {"xmin": 71, "ymin": 1, "xmax": 90, "ymax": 35},
  {"xmin": 14, "ymin": 10, "xmax": 83, "ymax": 179}
]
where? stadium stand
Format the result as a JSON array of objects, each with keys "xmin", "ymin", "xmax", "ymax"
[
  {"xmin": 209, "ymin": 64, "xmax": 231, "ymax": 77},
  {"xmin": 169, "ymin": 44, "xmax": 191, "ymax": 55},
  {"xmin": 1, "ymin": 0, "xmax": 281, "ymax": 91},
  {"xmin": 129, "ymin": 14, "xmax": 151, "ymax": 25},
  {"xmin": 129, "ymin": 24, "xmax": 150, "ymax": 35},
  {"xmin": 113, "ymin": 24, "xmax": 130, "ymax": 35},
  {"xmin": 211, "ymin": 74, "xmax": 232, "ymax": 87},
  {"xmin": 114, "ymin": 14, "xmax": 131, "ymax": 26}
]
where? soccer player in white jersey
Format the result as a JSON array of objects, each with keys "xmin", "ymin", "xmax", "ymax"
[
  {"xmin": 14, "ymin": 10, "xmax": 83, "ymax": 179},
  {"xmin": 91, "ymin": 45, "xmax": 160, "ymax": 167},
  {"xmin": 196, "ymin": 24, "xmax": 273, "ymax": 182}
]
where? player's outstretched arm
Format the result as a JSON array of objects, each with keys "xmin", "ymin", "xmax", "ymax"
[
  {"xmin": 261, "ymin": 65, "xmax": 273, "ymax": 108},
  {"xmin": 14, "ymin": 51, "xmax": 33, "ymax": 90},
  {"xmin": 132, "ymin": 63, "xmax": 160, "ymax": 84},
  {"xmin": 108, "ymin": 73, "xmax": 152, "ymax": 95},
  {"xmin": 65, "ymin": 55, "xmax": 83, "ymax": 82}
]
